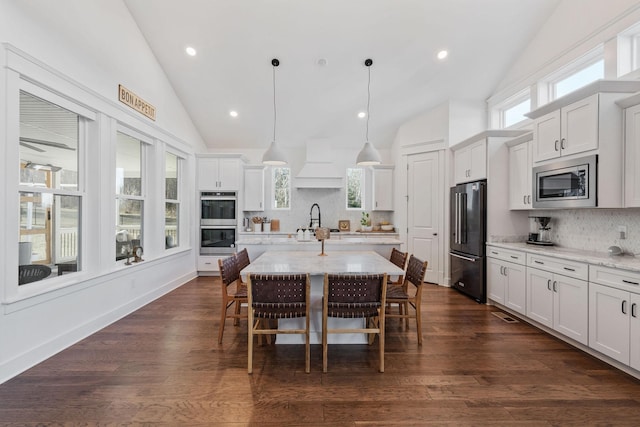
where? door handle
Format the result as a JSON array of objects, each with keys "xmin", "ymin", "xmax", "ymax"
[
  {"xmin": 450, "ymin": 252, "xmax": 476, "ymax": 262},
  {"xmin": 560, "ymin": 138, "xmax": 566, "ymax": 150},
  {"xmin": 523, "ymin": 195, "xmax": 527, "ymax": 205},
  {"xmin": 623, "ymin": 300, "xmax": 628, "ymax": 315},
  {"xmin": 553, "ymin": 281, "xmax": 557, "ymax": 292},
  {"xmin": 547, "ymin": 279, "xmax": 551, "ymax": 291},
  {"xmin": 632, "ymin": 303, "xmax": 637, "ymax": 318},
  {"xmin": 527, "ymin": 195, "xmax": 531, "ymax": 204},
  {"xmin": 555, "ymin": 140, "xmax": 559, "ymax": 151}
]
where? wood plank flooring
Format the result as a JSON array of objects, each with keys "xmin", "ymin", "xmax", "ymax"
[{"xmin": 1, "ymin": 276, "xmax": 640, "ymax": 425}]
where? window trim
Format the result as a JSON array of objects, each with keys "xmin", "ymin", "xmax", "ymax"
[
  {"xmin": 163, "ymin": 149, "xmax": 182, "ymax": 250},
  {"xmin": 543, "ymin": 47, "xmax": 604, "ymax": 102}
]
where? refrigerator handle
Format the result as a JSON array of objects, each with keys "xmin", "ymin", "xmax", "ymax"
[
  {"xmin": 456, "ymin": 193, "xmax": 461, "ymax": 244},
  {"xmin": 450, "ymin": 252, "xmax": 477, "ymax": 262},
  {"xmin": 461, "ymin": 193, "xmax": 467, "ymax": 244}
]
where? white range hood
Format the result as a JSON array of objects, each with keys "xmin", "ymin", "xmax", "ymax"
[{"xmin": 295, "ymin": 141, "xmax": 343, "ymax": 189}]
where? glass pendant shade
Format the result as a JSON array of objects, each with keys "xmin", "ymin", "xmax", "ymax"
[
  {"xmin": 262, "ymin": 140, "xmax": 287, "ymax": 165},
  {"xmin": 356, "ymin": 141, "xmax": 382, "ymax": 165}
]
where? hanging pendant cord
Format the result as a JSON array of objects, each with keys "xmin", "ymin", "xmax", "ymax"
[
  {"xmin": 272, "ymin": 63, "xmax": 277, "ymax": 142},
  {"xmin": 366, "ymin": 64, "xmax": 371, "ymax": 142}
]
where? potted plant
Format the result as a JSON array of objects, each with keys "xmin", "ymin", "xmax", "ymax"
[{"xmin": 360, "ymin": 212, "xmax": 372, "ymax": 232}]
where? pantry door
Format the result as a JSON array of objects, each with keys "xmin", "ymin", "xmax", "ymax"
[{"xmin": 407, "ymin": 151, "xmax": 441, "ymax": 284}]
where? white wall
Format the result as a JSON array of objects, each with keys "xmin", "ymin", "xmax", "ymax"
[{"xmin": 0, "ymin": 0, "xmax": 204, "ymax": 383}]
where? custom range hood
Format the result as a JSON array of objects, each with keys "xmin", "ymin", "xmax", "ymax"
[{"xmin": 295, "ymin": 140, "xmax": 343, "ymax": 189}]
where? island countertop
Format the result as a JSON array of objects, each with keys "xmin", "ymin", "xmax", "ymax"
[{"xmin": 236, "ymin": 236, "xmax": 402, "ymax": 245}]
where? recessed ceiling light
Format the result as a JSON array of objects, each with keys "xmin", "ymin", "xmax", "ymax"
[
  {"xmin": 229, "ymin": 110, "xmax": 238, "ymax": 118},
  {"xmin": 185, "ymin": 46, "xmax": 197, "ymax": 56},
  {"xmin": 358, "ymin": 111, "xmax": 366, "ymax": 118},
  {"xmin": 437, "ymin": 50, "xmax": 448, "ymax": 60}
]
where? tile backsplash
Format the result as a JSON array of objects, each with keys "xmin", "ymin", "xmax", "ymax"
[
  {"xmin": 243, "ymin": 188, "xmax": 393, "ymax": 232},
  {"xmin": 532, "ymin": 208, "xmax": 640, "ymax": 255}
]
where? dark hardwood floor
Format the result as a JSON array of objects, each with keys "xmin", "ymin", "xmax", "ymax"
[{"xmin": 2, "ymin": 276, "xmax": 640, "ymax": 425}]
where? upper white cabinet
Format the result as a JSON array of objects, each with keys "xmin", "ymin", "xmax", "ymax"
[
  {"xmin": 508, "ymin": 133, "xmax": 533, "ymax": 210},
  {"xmin": 372, "ymin": 166, "xmax": 394, "ymax": 211},
  {"xmin": 453, "ymin": 139, "xmax": 486, "ymax": 184},
  {"xmin": 243, "ymin": 166, "xmax": 265, "ymax": 211},
  {"xmin": 532, "ymin": 94, "xmax": 599, "ymax": 162},
  {"xmin": 624, "ymin": 103, "xmax": 640, "ymax": 207},
  {"xmin": 197, "ymin": 155, "xmax": 243, "ymax": 191}
]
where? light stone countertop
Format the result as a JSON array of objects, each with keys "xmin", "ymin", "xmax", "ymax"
[
  {"xmin": 240, "ymin": 250, "xmax": 405, "ymax": 276},
  {"xmin": 487, "ymin": 242, "xmax": 640, "ymax": 273},
  {"xmin": 236, "ymin": 236, "xmax": 402, "ymax": 245}
]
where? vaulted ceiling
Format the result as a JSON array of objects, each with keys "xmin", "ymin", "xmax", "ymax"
[{"xmin": 123, "ymin": 0, "xmax": 560, "ymax": 151}]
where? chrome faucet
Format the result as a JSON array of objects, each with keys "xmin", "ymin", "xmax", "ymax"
[{"xmin": 309, "ymin": 203, "xmax": 321, "ymax": 229}]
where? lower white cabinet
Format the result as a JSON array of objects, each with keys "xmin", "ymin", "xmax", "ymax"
[
  {"xmin": 589, "ymin": 263, "xmax": 640, "ymax": 370},
  {"xmin": 527, "ymin": 267, "xmax": 588, "ymax": 345},
  {"xmin": 198, "ymin": 256, "xmax": 222, "ymax": 272},
  {"xmin": 487, "ymin": 248, "xmax": 526, "ymax": 315}
]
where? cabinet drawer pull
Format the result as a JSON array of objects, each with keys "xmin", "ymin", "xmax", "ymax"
[
  {"xmin": 510, "ymin": 255, "xmax": 519, "ymax": 259},
  {"xmin": 632, "ymin": 303, "xmax": 638, "ymax": 318},
  {"xmin": 491, "ymin": 251, "xmax": 498, "ymax": 255},
  {"xmin": 563, "ymin": 267, "xmax": 576, "ymax": 272},
  {"xmin": 622, "ymin": 279, "xmax": 639, "ymax": 286},
  {"xmin": 623, "ymin": 300, "xmax": 628, "ymax": 315},
  {"xmin": 534, "ymin": 260, "xmax": 544, "ymax": 265},
  {"xmin": 547, "ymin": 279, "xmax": 551, "ymax": 291}
]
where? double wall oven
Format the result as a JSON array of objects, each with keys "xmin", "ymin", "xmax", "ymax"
[{"xmin": 200, "ymin": 191, "xmax": 237, "ymax": 255}]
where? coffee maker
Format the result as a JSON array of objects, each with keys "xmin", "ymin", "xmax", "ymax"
[{"xmin": 527, "ymin": 216, "xmax": 554, "ymax": 246}]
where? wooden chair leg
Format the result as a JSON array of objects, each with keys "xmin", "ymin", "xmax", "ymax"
[
  {"xmin": 379, "ymin": 314, "xmax": 385, "ymax": 373},
  {"xmin": 218, "ymin": 301, "xmax": 227, "ymax": 344},
  {"xmin": 233, "ymin": 300, "xmax": 241, "ymax": 326},
  {"xmin": 305, "ymin": 314, "xmax": 310, "ymax": 373},
  {"xmin": 404, "ymin": 302, "xmax": 410, "ymax": 328},
  {"xmin": 416, "ymin": 302, "xmax": 423, "ymax": 345},
  {"xmin": 248, "ymin": 313, "xmax": 254, "ymax": 374},
  {"xmin": 322, "ymin": 310, "xmax": 328, "ymax": 373}
]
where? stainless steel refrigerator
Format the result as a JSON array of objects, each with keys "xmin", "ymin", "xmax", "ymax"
[{"xmin": 450, "ymin": 180, "xmax": 486, "ymax": 303}]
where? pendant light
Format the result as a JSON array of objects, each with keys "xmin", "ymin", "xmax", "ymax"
[
  {"xmin": 262, "ymin": 58, "xmax": 287, "ymax": 165},
  {"xmin": 356, "ymin": 58, "xmax": 382, "ymax": 166}
]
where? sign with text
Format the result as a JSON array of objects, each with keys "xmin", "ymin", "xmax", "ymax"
[{"xmin": 118, "ymin": 85, "xmax": 156, "ymax": 121}]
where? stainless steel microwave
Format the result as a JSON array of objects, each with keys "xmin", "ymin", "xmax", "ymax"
[{"xmin": 532, "ymin": 155, "xmax": 597, "ymax": 208}]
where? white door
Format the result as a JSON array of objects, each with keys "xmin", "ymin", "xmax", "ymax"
[
  {"xmin": 553, "ymin": 275, "xmax": 588, "ymax": 345},
  {"xmin": 407, "ymin": 151, "xmax": 440, "ymax": 283},
  {"xmin": 589, "ymin": 283, "xmax": 630, "ymax": 364},
  {"xmin": 526, "ymin": 267, "xmax": 554, "ymax": 328}
]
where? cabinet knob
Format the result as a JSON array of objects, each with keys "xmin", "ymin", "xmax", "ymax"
[{"xmin": 433, "ymin": 233, "xmax": 438, "ymax": 236}]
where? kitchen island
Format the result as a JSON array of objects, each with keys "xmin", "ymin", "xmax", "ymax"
[
  {"xmin": 241, "ymin": 250, "xmax": 404, "ymax": 344},
  {"xmin": 236, "ymin": 235, "xmax": 402, "ymax": 261}
]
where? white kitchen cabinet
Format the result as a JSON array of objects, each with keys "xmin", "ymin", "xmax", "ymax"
[
  {"xmin": 197, "ymin": 155, "xmax": 242, "ymax": 191},
  {"xmin": 588, "ymin": 264, "xmax": 640, "ymax": 369},
  {"xmin": 508, "ymin": 138, "xmax": 533, "ymax": 209},
  {"xmin": 487, "ymin": 246, "xmax": 526, "ymax": 315},
  {"xmin": 527, "ymin": 261, "xmax": 589, "ymax": 345},
  {"xmin": 532, "ymin": 94, "xmax": 599, "ymax": 162},
  {"xmin": 372, "ymin": 166, "xmax": 394, "ymax": 211},
  {"xmin": 624, "ymin": 103, "xmax": 640, "ymax": 207},
  {"xmin": 243, "ymin": 166, "xmax": 265, "ymax": 211},
  {"xmin": 453, "ymin": 139, "xmax": 486, "ymax": 184},
  {"xmin": 589, "ymin": 282, "xmax": 630, "ymax": 364},
  {"xmin": 198, "ymin": 255, "xmax": 220, "ymax": 273}
]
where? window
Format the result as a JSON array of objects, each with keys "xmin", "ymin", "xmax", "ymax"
[
  {"xmin": 165, "ymin": 152, "xmax": 179, "ymax": 249},
  {"xmin": 503, "ymin": 98, "xmax": 531, "ymax": 128},
  {"xmin": 272, "ymin": 167, "xmax": 290, "ymax": 209},
  {"xmin": 115, "ymin": 131, "xmax": 145, "ymax": 260},
  {"xmin": 18, "ymin": 91, "xmax": 82, "ymax": 284},
  {"xmin": 553, "ymin": 59, "xmax": 604, "ymax": 99},
  {"xmin": 346, "ymin": 168, "xmax": 364, "ymax": 209}
]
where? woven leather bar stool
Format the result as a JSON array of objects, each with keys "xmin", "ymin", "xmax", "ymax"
[
  {"xmin": 247, "ymin": 273, "xmax": 311, "ymax": 374},
  {"xmin": 217, "ymin": 255, "xmax": 247, "ymax": 344},
  {"xmin": 322, "ymin": 273, "xmax": 387, "ymax": 373}
]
